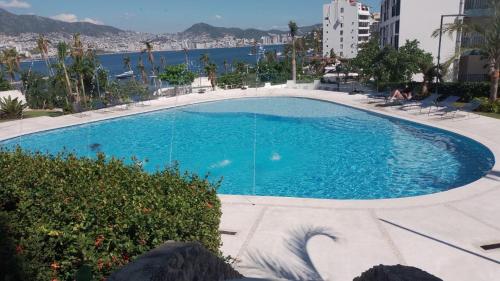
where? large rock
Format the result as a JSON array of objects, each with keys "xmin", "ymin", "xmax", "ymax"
[
  {"xmin": 108, "ymin": 242, "xmax": 242, "ymax": 281},
  {"xmin": 353, "ymin": 265, "xmax": 443, "ymax": 281}
]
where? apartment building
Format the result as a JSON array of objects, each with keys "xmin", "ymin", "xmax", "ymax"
[
  {"xmin": 323, "ymin": 0, "xmax": 371, "ymax": 59},
  {"xmin": 458, "ymin": 0, "xmax": 492, "ymax": 81}
]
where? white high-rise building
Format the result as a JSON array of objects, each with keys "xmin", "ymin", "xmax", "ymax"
[
  {"xmin": 379, "ymin": 0, "xmax": 461, "ymax": 63},
  {"xmin": 323, "ymin": 0, "xmax": 371, "ymax": 59}
]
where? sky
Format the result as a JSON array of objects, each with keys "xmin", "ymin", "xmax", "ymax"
[{"xmin": 0, "ymin": 0, "xmax": 381, "ymax": 33}]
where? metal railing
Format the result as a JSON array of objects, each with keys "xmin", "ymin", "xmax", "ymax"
[{"xmin": 464, "ymin": 0, "xmax": 490, "ymax": 10}]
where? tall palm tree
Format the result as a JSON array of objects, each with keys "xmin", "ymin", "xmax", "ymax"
[
  {"xmin": 36, "ymin": 35, "xmax": 53, "ymax": 77},
  {"xmin": 56, "ymin": 42, "xmax": 73, "ymax": 104},
  {"xmin": 433, "ymin": 0, "xmax": 499, "ymax": 101},
  {"xmin": 1, "ymin": 49, "xmax": 20, "ymax": 82},
  {"xmin": 123, "ymin": 55, "xmax": 132, "ymax": 71},
  {"xmin": 200, "ymin": 53, "xmax": 210, "ymax": 68},
  {"xmin": 223, "ymin": 59, "xmax": 229, "ymax": 74},
  {"xmin": 205, "ymin": 63, "xmax": 217, "ymax": 90},
  {"xmin": 288, "ymin": 21, "xmax": 299, "ymax": 82},
  {"xmin": 160, "ymin": 55, "xmax": 167, "ymax": 69},
  {"xmin": 143, "ymin": 41, "xmax": 158, "ymax": 88},
  {"xmin": 142, "ymin": 41, "xmax": 155, "ymax": 70},
  {"xmin": 70, "ymin": 34, "xmax": 87, "ymax": 105},
  {"xmin": 137, "ymin": 57, "xmax": 148, "ymax": 85}
]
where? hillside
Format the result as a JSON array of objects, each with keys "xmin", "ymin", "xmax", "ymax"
[
  {"xmin": 0, "ymin": 8, "xmax": 123, "ymax": 36},
  {"xmin": 181, "ymin": 23, "xmax": 321, "ymax": 40}
]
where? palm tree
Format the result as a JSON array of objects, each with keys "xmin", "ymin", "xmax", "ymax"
[
  {"xmin": 137, "ymin": 57, "xmax": 148, "ymax": 85},
  {"xmin": 433, "ymin": 0, "xmax": 499, "ymax": 101},
  {"xmin": 223, "ymin": 59, "xmax": 229, "ymax": 74},
  {"xmin": 200, "ymin": 53, "xmax": 210, "ymax": 68},
  {"xmin": 205, "ymin": 63, "xmax": 217, "ymax": 90},
  {"xmin": 70, "ymin": 34, "xmax": 87, "ymax": 105},
  {"xmin": 123, "ymin": 55, "xmax": 132, "ymax": 71},
  {"xmin": 160, "ymin": 56, "xmax": 167, "ymax": 69},
  {"xmin": 183, "ymin": 47, "xmax": 189, "ymax": 68},
  {"xmin": 56, "ymin": 42, "xmax": 73, "ymax": 104},
  {"xmin": 142, "ymin": 42, "xmax": 155, "ymax": 67},
  {"xmin": 288, "ymin": 21, "xmax": 299, "ymax": 82},
  {"xmin": 1, "ymin": 49, "xmax": 20, "ymax": 82},
  {"xmin": 36, "ymin": 35, "xmax": 53, "ymax": 77}
]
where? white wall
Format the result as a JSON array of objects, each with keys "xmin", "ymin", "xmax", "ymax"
[
  {"xmin": 0, "ymin": 90, "xmax": 26, "ymax": 104},
  {"xmin": 399, "ymin": 0, "xmax": 461, "ymax": 64}
]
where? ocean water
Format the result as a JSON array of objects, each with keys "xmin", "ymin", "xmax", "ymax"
[
  {"xmin": 1, "ymin": 97, "xmax": 495, "ymax": 200},
  {"xmin": 20, "ymin": 45, "xmax": 284, "ymax": 77}
]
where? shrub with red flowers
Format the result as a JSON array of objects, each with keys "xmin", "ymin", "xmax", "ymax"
[{"xmin": 0, "ymin": 148, "xmax": 222, "ymax": 281}]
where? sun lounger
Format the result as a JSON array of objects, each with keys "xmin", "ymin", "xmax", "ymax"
[
  {"xmin": 439, "ymin": 99, "xmax": 482, "ymax": 119},
  {"xmin": 400, "ymin": 94, "xmax": 439, "ymax": 111}
]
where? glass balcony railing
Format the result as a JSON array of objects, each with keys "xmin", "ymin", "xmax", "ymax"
[{"xmin": 464, "ymin": 0, "xmax": 490, "ymax": 10}]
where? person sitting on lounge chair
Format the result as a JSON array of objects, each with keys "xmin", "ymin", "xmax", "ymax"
[{"xmin": 389, "ymin": 86, "xmax": 412, "ymax": 102}]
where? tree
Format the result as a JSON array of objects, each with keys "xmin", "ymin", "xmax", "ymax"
[
  {"xmin": 55, "ymin": 42, "xmax": 73, "ymax": 104},
  {"xmin": 142, "ymin": 41, "xmax": 158, "ymax": 87},
  {"xmin": 288, "ymin": 21, "xmax": 299, "ymax": 82},
  {"xmin": 223, "ymin": 59, "xmax": 229, "ymax": 74},
  {"xmin": 158, "ymin": 64, "xmax": 196, "ymax": 87},
  {"xmin": 36, "ymin": 35, "xmax": 53, "ymax": 77},
  {"xmin": 137, "ymin": 57, "xmax": 148, "ymax": 85},
  {"xmin": 70, "ymin": 33, "xmax": 87, "ymax": 105},
  {"xmin": 0, "ymin": 71, "xmax": 12, "ymax": 91},
  {"xmin": 352, "ymin": 36, "xmax": 380, "ymax": 80},
  {"xmin": 205, "ymin": 63, "xmax": 217, "ymax": 90},
  {"xmin": 200, "ymin": 53, "xmax": 210, "ymax": 68},
  {"xmin": 432, "ymin": 0, "xmax": 499, "ymax": 101},
  {"xmin": 1, "ymin": 48, "xmax": 20, "ymax": 82},
  {"xmin": 123, "ymin": 55, "xmax": 132, "ymax": 72}
]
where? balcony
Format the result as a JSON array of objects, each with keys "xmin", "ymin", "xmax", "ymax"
[{"xmin": 464, "ymin": 0, "xmax": 491, "ymax": 17}]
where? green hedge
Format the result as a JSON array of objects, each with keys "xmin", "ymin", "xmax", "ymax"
[
  {"xmin": 377, "ymin": 81, "xmax": 493, "ymax": 101},
  {"xmin": 0, "ymin": 148, "xmax": 222, "ymax": 281}
]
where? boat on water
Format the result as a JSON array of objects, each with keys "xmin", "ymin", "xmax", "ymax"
[{"xmin": 115, "ymin": 70, "xmax": 134, "ymax": 79}]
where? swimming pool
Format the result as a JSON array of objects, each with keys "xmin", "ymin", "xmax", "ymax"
[{"xmin": 0, "ymin": 97, "xmax": 495, "ymax": 200}]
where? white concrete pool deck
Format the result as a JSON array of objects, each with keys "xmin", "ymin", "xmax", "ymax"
[{"xmin": 1, "ymin": 88, "xmax": 499, "ymax": 280}]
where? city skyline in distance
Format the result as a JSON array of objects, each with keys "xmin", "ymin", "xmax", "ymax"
[{"xmin": 0, "ymin": 0, "xmax": 382, "ymax": 34}]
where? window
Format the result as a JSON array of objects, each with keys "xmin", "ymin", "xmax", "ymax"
[
  {"xmin": 340, "ymin": 44, "xmax": 343, "ymax": 49},
  {"xmin": 340, "ymin": 30, "xmax": 344, "ymax": 35},
  {"xmin": 341, "ymin": 7, "xmax": 344, "ymax": 13},
  {"xmin": 340, "ymin": 37, "xmax": 343, "ymax": 42},
  {"xmin": 395, "ymin": 20, "xmax": 400, "ymax": 34}
]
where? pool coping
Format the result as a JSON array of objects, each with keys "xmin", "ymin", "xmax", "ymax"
[{"xmin": 0, "ymin": 88, "xmax": 499, "ymax": 209}]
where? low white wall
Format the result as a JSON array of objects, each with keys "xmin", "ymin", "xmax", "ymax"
[{"xmin": 0, "ymin": 90, "xmax": 26, "ymax": 103}]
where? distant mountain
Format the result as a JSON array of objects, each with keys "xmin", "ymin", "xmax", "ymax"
[
  {"xmin": 0, "ymin": 8, "xmax": 123, "ymax": 36},
  {"xmin": 181, "ymin": 23, "xmax": 321, "ymax": 40}
]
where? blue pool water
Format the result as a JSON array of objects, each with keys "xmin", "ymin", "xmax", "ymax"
[{"xmin": 0, "ymin": 98, "xmax": 495, "ymax": 199}]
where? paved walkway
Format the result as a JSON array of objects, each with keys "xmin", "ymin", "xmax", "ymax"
[{"xmin": 1, "ymin": 88, "xmax": 499, "ymax": 280}]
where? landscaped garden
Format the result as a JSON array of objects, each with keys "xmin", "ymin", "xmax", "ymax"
[{"xmin": 0, "ymin": 148, "xmax": 222, "ymax": 281}]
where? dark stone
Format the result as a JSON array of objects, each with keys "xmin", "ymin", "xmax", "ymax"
[
  {"xmin": 353, "ymin": 265, "xmax": 443, "ymax": 281},
  {"xmin": 108, "ymin": 242, "xmax": 242, "ymax": 281}
]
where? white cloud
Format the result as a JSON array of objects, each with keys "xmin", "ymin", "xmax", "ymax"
[
  {"xmin": 51, "ymin": 13, "xmax": 78, "ymax": 22},
  {"xmin": 0, "ymin": 0, "xmax": 31, "ymax": 9},
  {"xmin": 51, "ymin": 13, "xmax": 103, "ymax": 25},
  {"xmin": 214, "ymin": 14, "xmax": 222, "ymax": 20},
  {"xmin": 82, "ymin": 17, "xmax": 103, "ymax": 25}
]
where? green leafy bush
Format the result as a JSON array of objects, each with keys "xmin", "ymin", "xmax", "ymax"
[
  {"xmin": 377, "ymin": 82, "xmax": 493, "ymax": 101},
  {"xmin": 0, "ymin": 148, "xmax": 222, "ymax": 281},
  {"xmin": 0, "ymin": 96, "xmax": 27, "ymax": 119},
  {"xmin": 0, "ymin": 73, "xmax": 12, "ymax": 91},
  {"xmin": 476, "ymin": 97, "xmax": 500, "ymax": 113},
  {"xmin": 217, "ymin": 72, "xmax": 246, "ymax": 88}
]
